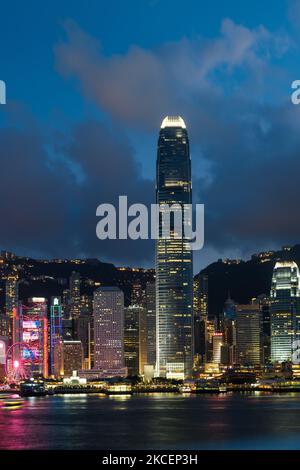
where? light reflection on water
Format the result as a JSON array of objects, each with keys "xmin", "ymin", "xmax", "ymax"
[{"xmin": 1, "ymin": 392, "xmax": 300, "ymax": 450}]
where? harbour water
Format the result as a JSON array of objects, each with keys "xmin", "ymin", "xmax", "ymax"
[{"xmin": 1, "ymin": 392, "xmax": 300, "ymax": 450}]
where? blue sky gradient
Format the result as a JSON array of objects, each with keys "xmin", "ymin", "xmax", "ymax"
[{"xmin": 1, "ymin": 0, "xmax": 300, "ymax": 272}]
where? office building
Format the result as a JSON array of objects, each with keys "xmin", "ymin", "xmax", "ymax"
[
  {"xmin": 50, "ymin": 296, "xmax": 62, "ymax": 375},
  {"xmin": 62, "ymin": 340, "xmax": 83, "ymax": 376},
  {"xmin": 69, "ymin": 271, "xmax": 81, "ymax": 318},
  {"xmin": 13, "ymin": 297, "xmax": 48, "ymax": 377},
  {"xmin": 156, "ymin": 116, "xmax": 193, "ymax": 378},
  {"xmin": 124, "ymin": 305, "xmax": 140, "ymax": 376},
  {"xmin": 236, "ymin": 303, "xmax": 261, "ymax": 365},
  {"xmin": 270, "ymin": 261, "xmax": 300, "ymax": 363},
  {"xmin": 93, "ymin": 286, "xmax": 124, "ymax": 370}
]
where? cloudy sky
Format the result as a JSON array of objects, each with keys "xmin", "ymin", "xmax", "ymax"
[{"xmin": 1, "ymin": 0, "xmax": 300, "ymax": 272}]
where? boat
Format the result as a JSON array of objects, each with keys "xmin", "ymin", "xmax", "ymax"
[
  {"xmin": 107, "ymin": 384, "xmax": 133, "ymax": 395},
  {"xmin": 19, "ymin": 379, "xmax": 47, "ymax": 397},
  {"xmin": 1, "ymin": 398, "xmax": 24, "ymax": 408}
]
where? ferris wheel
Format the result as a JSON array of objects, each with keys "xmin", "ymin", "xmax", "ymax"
[{"xmin": 5, "ymin": 342, "xmax": 35, "ymax": 384}]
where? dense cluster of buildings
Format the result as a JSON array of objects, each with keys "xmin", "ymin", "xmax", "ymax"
[{"xmin": 1, "ymin": 117, "xmax": 300, "ymax": 384}]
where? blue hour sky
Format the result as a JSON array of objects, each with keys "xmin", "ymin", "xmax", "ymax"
[{"xmin": 1, "ymin": 0, "xmax": 300, "ymax": 272}]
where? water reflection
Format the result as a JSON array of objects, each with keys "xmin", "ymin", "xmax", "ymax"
[{"xmin": 1, "ymin": 393, "xmax": 300, "ymax": 449}]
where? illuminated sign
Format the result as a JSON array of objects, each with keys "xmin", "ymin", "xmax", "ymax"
[
  {"xmin": 22, "ymin": 319, "xmax": 41, "ymax": 360},
  {"xmin": 23, "ymin": 320, "xmax": 39, "ymax": 329}
]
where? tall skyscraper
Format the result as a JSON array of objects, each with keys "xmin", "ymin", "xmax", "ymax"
[
  {"xmin": 145, "ymin": 282, "xmax": 156, "ymax": 367},
  {"xmin": 193, "ymin": 274, "xmax": 208, "ymax": 320},
  {"xmin": 50, "ymin": 297, "xmax": 63, "ymax": 375},
  {"xmin": 124, "ymin": 305, "xmax": 140, "ymax": 376},
  {"xmin": 74, "ymin": 311, "xmax": 93, "ymax": 370},
  {"xmin": 93, "ymin": 286, "xmax": 124, "ymax": 370},
  {"xmin": 131, "ymin": 281, "xmax": 144, "ymax": 306},
  {"xmin": 69, "ymin": 271, "xmax": 81, "ymax": 318},
  {"xmin": 236, "ymin": 303, "xmax": 261, "ymax": 365},
  {"xmin": 139, "ymin": 305, "xmax": 148, "ymax": 375},
  {"xmin": 62, "ymin": 340, "xmax": 83, "ymax": 376},
  {"xmin": 270, "ymin": 261, "xmax": 300, "ymax": 363},
  {"xmin": 194, "ymin": 275, "xmax": 208, "ymax": 364},
  {"xmin": 212, "ymin": 333, "xmax": 223, "ymax": 364},
  {"xmin": 259, "ymin": 295, "xmax": 271, "ymax": 364},
  {"xmin": 156, "ymin": 116, "xmax": 193, "ymax": 378},
  {"xmin": 13, "ymin": 297, "xmax": 48, "ymax": 377}
]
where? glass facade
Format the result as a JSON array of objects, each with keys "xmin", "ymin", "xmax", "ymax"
[
  {"xmin": 270, "ymin": 261, "xmax": 300, "ymax": 362},
  {"xmin": 236, "ymin": 304, "xmax": 261, "ymax": 365},
  {"xmin": 50, "ymin": 296, "xmax": 62, "ymax": 376},
  {"xmin": 156, "ymin": 116, "xmax": 193, "ymax": 378}
]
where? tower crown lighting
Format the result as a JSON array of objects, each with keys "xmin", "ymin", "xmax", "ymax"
[{"xmin": 160, "ymin": 116, "xmax": 186, "ymax": 129}]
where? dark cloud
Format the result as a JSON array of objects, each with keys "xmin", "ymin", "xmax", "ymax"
[
  {"xmin": 0, "ymin": 108, "xmax": 154, "ymax": 265},
  {"xmin": 1, "ymin": 16, "xmax": 300, "ymax": 271}
]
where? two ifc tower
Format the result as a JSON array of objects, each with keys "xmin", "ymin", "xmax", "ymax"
[{"xmin": 156, "ymin": 116, "xmax": 194, "ymax": 379}]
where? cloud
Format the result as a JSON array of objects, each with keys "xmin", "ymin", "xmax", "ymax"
[
  {"xmin": 55, "ymin": 19, "xmax": 290, "ymax": 130},
  {"xmin": 1, "ymin": 15, "xmax": 299, "ymax": 271},
  {"xmin": 0, "ymin": 106, "xmax": 154, "ymax": 264},
  {"xmin": 288, "ymin": 0, "xmax": 300, "ymax": 29}
]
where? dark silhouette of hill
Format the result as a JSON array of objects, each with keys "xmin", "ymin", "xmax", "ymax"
[
  {"xmin": 0, "ymin": 255, "xmax": 154, "ymax": 308},
  {"xmin": 197, "ymin": 244, "xmax": 300, "ymax": 318}
]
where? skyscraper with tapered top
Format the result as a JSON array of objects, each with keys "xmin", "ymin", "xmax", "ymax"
[
  {"xmin": 270, "ymin": 261, "xmax": 300, "ymax": 363},
  {"xmin": 156, "ymin": 116, "xmax": 193, "ymax": 379}
]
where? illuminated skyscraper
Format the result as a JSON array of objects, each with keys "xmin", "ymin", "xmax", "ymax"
[
  {"xmin": 270, "ymin": 261, "xmax": 300, "ymax": 363},
  {"xmin": 62, "ymin": 340, "xmax": 83, "ymax": 376},
  {"xmin": 74, "ymin": 310, "xmax": 93, "ymax": 370},
  {"xmin": 236, "ymin": 303, "xmax": 261, "ymax": 365},
  {"xmin": 93, "ymin": 286, "xmax": 124, "ymax": 370},
  {"xmin": 212, "ymin": 333, "xmax": 223, "ymax": 364},
  {"xmin": 13, "ymin": 297, "xmax": 48, "ymax": 377},
  {"xmin": 50, "ymin": 297, "xmax": 62, "ymax": 375},
  {"xmin": 145, "ymin": 282, "xmax": 156, "ymax": 367},
  {"xmin": 124, "ymin": 305, "xmax": 140, "ymax": 376},
  {"xmin": 194, "ymin": 275, "xmax": 208, "ymax": 364},
  {"xmin": 156, "ymin": 116, "xmax": 193, "ymax": 378},
  {"xmin": 193, "ymin": 274, "xmax": 208, "ymax": 320},
  {"xmin": 69, "ymin": 271, "xmax": 81, "ymax": 318}
]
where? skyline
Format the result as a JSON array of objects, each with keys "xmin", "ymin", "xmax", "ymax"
[
  {"xmin": 4, "ymin": 1, "xmax": 300, "ymax": 457},
  {"xmin": 2, "ymin": 1, "xmax": 300, "ymax": 273}
]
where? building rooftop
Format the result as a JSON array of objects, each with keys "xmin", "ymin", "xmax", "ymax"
[
  {"xmin": 274, "ymin": 261, "xmax": 299, "ymax": 269},
  {"xmin": 95, "ymin": 286, "xmax": 121, "ymax": 292},
  {"xmin": 160, "ymin": 116, "xmax": 186, "ymax": 129}
]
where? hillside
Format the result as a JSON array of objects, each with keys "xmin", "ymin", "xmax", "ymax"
[{"xmin": 198, "ymin": 244, "xmax": 300, "ymax": 317}]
